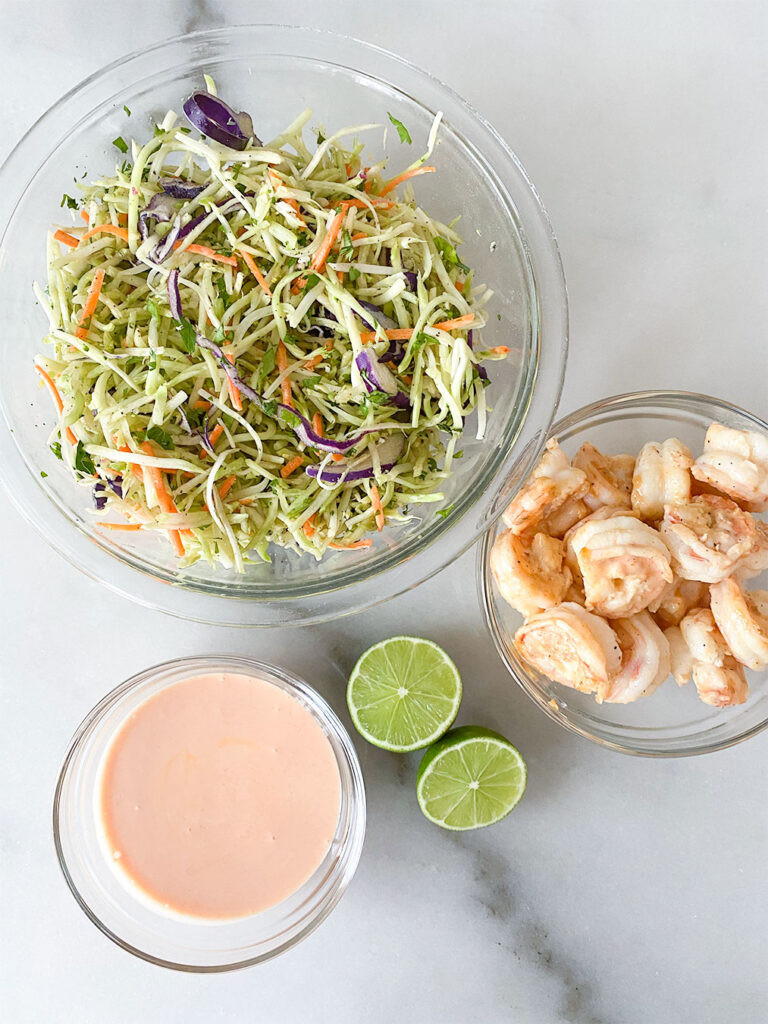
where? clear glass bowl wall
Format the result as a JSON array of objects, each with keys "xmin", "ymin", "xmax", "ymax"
[
  {"xmin": 479, "ymin": 392, "xmax": 768, "ymax": 757},
  {"xmin": 0, "ymin": 26, "xmax": 567, "ymax": 625}
]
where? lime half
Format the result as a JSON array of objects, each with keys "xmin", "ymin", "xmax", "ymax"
[
  {"xmin": 347, "ymin": 636, "xmax": 462, "ymax": 752},
  {"xmin": 417, "ymin": 726, "xmax": 527, "ymax": 830}
]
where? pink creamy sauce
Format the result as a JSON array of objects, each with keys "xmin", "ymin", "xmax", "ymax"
[{"xmin": 99, "ymin": 672, "xmax": 341, "ymax": 919}]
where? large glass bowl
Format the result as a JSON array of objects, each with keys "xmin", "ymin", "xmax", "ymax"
[
  {"xmin": 0, "ymin": 25, "xmax": 567, "ymax": 626},
  {"xmin": 479, "ymin": 391, "xmax": 768, "ymax": 757}
]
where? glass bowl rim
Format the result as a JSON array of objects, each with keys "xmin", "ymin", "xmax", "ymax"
[
  {"xmin": 478, "ymin": 388, "xmax": 768, "ymax": 758},
  {"xmin": 0, "ymin": 23, "xmax": 568, "ymax": 626},
  {"xmin": 52, "ymin": 653, "xmax": 366, "ymax": 971}
]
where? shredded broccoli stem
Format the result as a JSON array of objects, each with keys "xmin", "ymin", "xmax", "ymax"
[{"xmin": 36, "ymin": 93, "xmax": 496, "ymax": 570}]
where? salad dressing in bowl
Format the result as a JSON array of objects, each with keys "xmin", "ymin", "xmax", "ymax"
[
  {"xmin": 99, "ymin": 672, "xmax": 341, "ymax": 920},
  {"xmin": 54, "ymin": 656, "xmax": 365, "ymax": 969}
]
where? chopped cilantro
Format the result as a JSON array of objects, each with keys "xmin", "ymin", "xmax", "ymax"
[
  {"xmin": 388, "ymin": 113, "xmax": 412, "ymax": 145},
  {"xmin": 175, "ymin": 318, "xmax": 197, "ymax": 354},
  {"xmin": 434, "ymin": 236, "xmax": 470, "ymax": 274},
  {"xmin": 178, "ymin": 126, "xmax": 191, "ymax": 135},
  {"xmin": 216, "ymin": 277, "xmax": 231, "ymax": 309},
  {"xmin": 366, "ymin": 390, "xmax": 391, "ymax": 406},
  {"xmin": 436, "ymin": 504, "xmax": 455, "ymax": 519},
  {"xmin": 49, "ymin": 441, "xmax": 62, "ymax": 460},
  {"xmin": 140, "ymin": 425, "xmax": 174, "ymax": 450},
  {"xmin": 153, "ymin": 124, "xmax": 165, "ymax": 137},
  {"xmin": 453, "ymin": 449, "xmax": 464, "ymax": 459},
  {"xmin": 259, "ymin": 344, "xmax": 277, "ymax": 381},
  {"xmin": 74, "ymin": 442, "xmax": 96, "ymax": 476},
  {"xmin": 60, "ymin": 194, "xmax": 78, "ymax": 210},
  {"xmin": 40, "ymin": 471, "xmax": 48, "ymax": 479},
  {"xmin": 316, "ymin": 130, "xmax": 326, "ymax": 145},
  {"xmin": 146, "ymin": 297, "xmax": 160, "ymax": 320},
  {"xmin": 119, "ymin": 159, "xmax": 132, "ymax": 175},
  {"xmin": 112, "ymin": 136, "xmax": 128, "ymax": 153},
  {"xmin": 302, "ymin": 273, "xmax": 320, "ymax": 294},
  {"xmin": 123, "ymin": 105, "xmax": 131, "ymax": 116},
  {"xmin": 427, "ymin": 457, "xmax": 438, "ymax": 472},
  {"xmin": 348, "ymin": 265, "xmax": 361, "ymax": 283},
  {"xmin": 340, "ymin": 230, "xmax": 354, "ymax": 260},
  {"xmin": 303, "ymin": 374, "xmax": 322, "ymax": 388},
  {"xmin": 212, "ymin": 326, "xmax": 232, "ymax": 345},
  {"xmin": 262, "ymin": 399, "xmax": 278, "ymax": 418}
]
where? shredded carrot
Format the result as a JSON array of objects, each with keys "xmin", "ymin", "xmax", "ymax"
[
  {"xmin": 491, "ymin": 346, "xmax": 510, "ymax": 355},
  {"xmin": 54, "ymin": 229, "xmax": 80, "ymax": 247},
  {"xmin": 75, "ymin": 268, "xmax": 106, "ymax": 340},
  {"xmin": 340, "ymin": 198, "xmax": 395, "ymax": 211},
  {"xmin": 118, "ymin": 444, "xmax": 142, "ymax": 479},
  {"xmin": 455, "ymin": 280, "xmax": 464, "ymax": 293},
  {"xmin": 281, "ymin": 455, "xmax": 304, "ymax": 479},
  {"xmin": 351, "ymin": 231, "xmax": 367, "ymax": 241},
  {"xmin": 173, "ymin": 241, "xmax": 238, "ymax": 267},
  {"xmin": 117, "ymin": 212, "xmax": 128, "ymax": 226},
  {"xmin": 217, "ymin": 474, "xmax": 237, "ymax": 499},
  {"xmin": 370, "ymin": 485, "xmax": 385, "ymax": 531},
  {"xmin": 309, "ymin": 208, "xmax": 345, "ymax": 273},
  {"xmin": 209, "ymin": 424, "xmax": 224, "ymax": 447},
  {"xmin": 34, "ymin": 364, "xmax": 77, "ymax": 444},
  {"xmin": 302, "ymin": 513, "xmax": 316, "ymax": 539},
  {"xmin": 331, "ymin": 452, "xmax": 345, "ymax": 462},
  {"xmin": 139, "ymin": 441, "xmax": 184, "ymax": 557},
  {"xmin": 312, "ymin": 412, "xmax": 324, "ymax": 436},
  {"xmin": 304, "ymin": 353, "xmax": 324, "ymax": 370},
  {"xmin": 80, "ymin": 224, "xmax": 129, "ymax": 244},
  {"xmin": 239, "ymin": 249, "xmax": 272, "ymax": 295},
  {"xmin": 80, "ymin": 210, "xmax": 90, "ymax": 223},
  {"xmin": 359, "ymin": 313, "xmax": 475, "ymax": 345},
  {"xmin": 345, "ymin": 163, "xmax": 352, "ymax": 177},
  {"xmin": 329, "ymin": 539, "xmax": 373, "ymax": 550},
  {"xmin": 225, "ymin": 353, "xmax": 243, "ymax": 411},
  {"xmin": 277, "ymin": 341, "xmax": 292, "ymax": 406},
  {"xmin": 379, "ymin": 166, "xmax": 436, "ymax": 197},
  {"xmin": 96, "ymin": 522, "xmax": 143, "ymax": 531}
]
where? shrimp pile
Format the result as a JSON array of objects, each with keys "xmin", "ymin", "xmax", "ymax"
[{"xmin": 491, "ymin": 421, "xmax": 768, "ymax": 708}]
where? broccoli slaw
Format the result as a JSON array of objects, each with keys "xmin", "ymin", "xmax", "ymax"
[{"xmin": 34, "ymin": 85, "xmax": 503, "ymax": 570}]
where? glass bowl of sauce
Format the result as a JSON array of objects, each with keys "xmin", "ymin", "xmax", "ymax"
[{"xmin": 53, "ymin": 655, "xmax": 366, "ymax": 970}]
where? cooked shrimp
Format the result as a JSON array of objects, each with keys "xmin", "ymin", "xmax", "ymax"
[
  {"xmin": 664, "ymin": 625, "xmax": 693, "ymax": 685},
  {"xmin": 502, "ymin": 439, "xmax": 588, "ymax": 535},
  {"xmin": 691, "ymin": 422, "xmax": 768, "ymax": 511},
  {"xmin": 599, "ymin": 611, "xmax": 671, "ymax": 704},
  {"xmin": 514, "ymin": 602, "xmax": 621, "ymax": 694},
  {"xmin": 710, "ymin": 577, "xmax": 768, "ymax": 670},
  {"xmin": 631, "ymin": 438, "xmax": 692, "ymax": 521},
  {"xmin": 736, "ymin": 520, "xmax": 768, "ymax": 579},
  {"xmin": 572, "ymin": 443, "xmax": 635, "ymax": 512},
  {"xmin": 490, "ymin": 530, "xmax": 572, "ymax": 618},
  {"xmin": 565, "ymin": 509, "xmax": 673, "ymax": 618},
  {"xmin": 649, "ymin": 576, "xmax": 710, "ymax": 628},
  {"xmin": 679, "ymin": 608, "xmax": 749, "ymax": 707},
  {"xmin": 542, "ymin": 496, "xmax": 590, "ymax": 539},
  {"xmin": 660, "ymin": 494, "xmax": 762, "ymax": 583}
]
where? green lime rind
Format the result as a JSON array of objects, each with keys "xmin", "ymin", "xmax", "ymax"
[
  {"xmin": 347, "ymin": 636, "xmax": 462, "ymax": 752},
  {"xmin": 416, "ymin": 725, "xmax": 527, "ymax": 831}
]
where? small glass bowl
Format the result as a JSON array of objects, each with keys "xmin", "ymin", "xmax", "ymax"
[
  {"xmin": 0, "ymin": 25, "xmax": 567, "ymax": 626},
  {"xmin": 53, "ymin": 655, "xmax": 366, "ymax": 971},
  {"xmin": 479, "ymin": 391, "xmax": 768, "ymax": 757}
]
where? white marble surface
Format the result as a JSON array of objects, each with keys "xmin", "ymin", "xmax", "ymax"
[{"xmin": 1, "ymin": 2, "xmax": 767, "ymax": 1021}]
